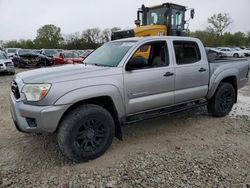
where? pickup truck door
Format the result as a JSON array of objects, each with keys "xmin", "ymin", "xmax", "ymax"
[
  {"xmin": 172, "ymin": 40, "xmax": 209, "ymax": 104},
  {"xmin": 123, "ymin": 41, "xmax": 175, "ymax": 115}
]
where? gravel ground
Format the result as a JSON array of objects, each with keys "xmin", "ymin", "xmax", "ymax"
[{"xmin": 0, "ymin": 60, "xmax": 250, "ymax": 187}]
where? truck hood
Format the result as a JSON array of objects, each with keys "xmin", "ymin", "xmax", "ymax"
[
  {"xmin": 16, "ymin": 64, "xmax": 112, "ymax": 83},
  {"xmin": 0, "ymin": 59, "xmax": 12, "ymax": 64}
]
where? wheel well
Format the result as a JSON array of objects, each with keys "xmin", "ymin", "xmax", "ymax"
[
  {"xmin": 221, "ymin": 76, "xmax": 238, "ymax": 102},
  {"xmin": 57, "ymin": 96, "xmax": 122, "ymax": 140}
]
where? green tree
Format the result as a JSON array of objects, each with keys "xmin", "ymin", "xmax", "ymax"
[
  {"xmin": 3, "ymin": 40, "xmax": 22, "ymax": 48},
  {"xmin": 207, "ymin": 13, "xmax": 233, "ymax": 36},
  {"xmin": 246, "ymin": 31, "xmax": 250, "ymax": 47},
  {"xmin": 223, "ymin": 32, "xmax": 246, "ymax": 46},
  {"xmin": 34, "ymin": 24, "xmax": 63, "ymax": 48},
  {"xmin": 190, "ymin": 30, "xmax": 222, "ymax": 47}
]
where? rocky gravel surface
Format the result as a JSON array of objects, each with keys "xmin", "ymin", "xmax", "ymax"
[{"xmin": 0, "ymin": 63, "xmax": 250, "ymax": 187}]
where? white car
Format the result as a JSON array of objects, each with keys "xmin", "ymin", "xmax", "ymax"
[
  {"xmin": 5, "ymin": 48, "xmax": 21, "ymax": 58},
  {"xmin": 234, "ymin": 47, "xmax": 250, "ymax": 57},
  {"xmin": 219, "ymin": 47, "xmax": 245, "ymax": 58},
  {"xmin": 0, "ymin": 51, "xmax": 15, "ymax": 74}
]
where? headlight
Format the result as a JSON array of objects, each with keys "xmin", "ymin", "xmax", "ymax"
[{"xmin": 22, "ymin": 84, "xmax": 51, "ymax": 101}]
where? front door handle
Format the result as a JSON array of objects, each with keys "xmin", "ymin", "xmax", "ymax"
[
  {"xmin": 163, "ymin": 72, "xmax": 174, "ymax": 77},
  {"xmin": 199, "ymin": 68, "xmax": 206, "ymax": 72}
]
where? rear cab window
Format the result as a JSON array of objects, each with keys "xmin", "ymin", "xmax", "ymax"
[{"xmin": 173, "ymin": 41, "xmax": 201, "ymax": 65}]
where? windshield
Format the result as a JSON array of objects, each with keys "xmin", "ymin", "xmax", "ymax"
[
  {"xmin": 146, "ymin": 7, "xmax": 167, "ymax": 25},
  {"xmin": 84, "ymin": 42, "xmax": 136, "ymax": 67},
  {"xmin": 44, "ymin": 49, "xmax": 58, "ymax": 55},
  {"xmin": 0, "ymin": 52, "xmax": 8, "ymax": 59},
  {"xmin": 19, "ymin": 50, "xmax": 33, "ymax": 55},
  {"xmin": 171, "ymin": 9, "xmax": 184, "ymax": 30},
  {"xmin": 63, "ymin": 52, "xmax": 79, "ymax": 58},
  {"xmin": 33, "ymin": 50, "xmax": 40, "ymax": 54},
  {"xmin": 7, "ymin": 49, "xmax": 17, "ymax": 53}
]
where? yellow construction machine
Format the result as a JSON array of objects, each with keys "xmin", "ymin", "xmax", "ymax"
[{"xmin": 111, "ymin": 2, "xmax": 194, "ymax": 40}]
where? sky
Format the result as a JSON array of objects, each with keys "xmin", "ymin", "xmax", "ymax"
[{"xmin": 0, "ymin": 0, "xmax": 249, "ymax": 41}]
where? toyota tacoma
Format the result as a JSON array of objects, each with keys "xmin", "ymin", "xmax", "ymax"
[{"xmin": 10, "ymin": 36, "xmax": 249, "ymax": 162}]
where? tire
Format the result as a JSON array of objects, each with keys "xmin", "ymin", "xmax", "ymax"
[
  {"xmin": 57, "ymin": 104, "xmax": 115, "ymax": 162},
  {"xmin": 207, "ymin": 82, "xmax": 235, "ymax": 117},
  {"xmin": 233, "ymin": 53, "xmax": 239, "ymax": 58}
]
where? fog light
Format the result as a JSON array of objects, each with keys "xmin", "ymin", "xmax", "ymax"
[{"xmin": 26, "ymin": 118, "xmax": 37, "ymax": 128}]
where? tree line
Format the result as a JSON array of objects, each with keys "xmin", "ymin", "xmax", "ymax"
[
  {"xmin": 2, "ymin": 13, "xmax": 250, "ymax": 50},
  {"xmin": 190, "ymin": 13, "xmax": 250, "ymax": 47},
  {"xmin": 2, "ymin": 25, "xmax": 121, "ymax": 50}
]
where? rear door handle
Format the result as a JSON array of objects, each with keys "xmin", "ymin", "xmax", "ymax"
[
  {"xmin": 163, "ymin": 72, "xmax": 174, "ymax": 77},
  {"xmin": 199, "ymin": 68, "xmax": 206, "ymax": 72}
]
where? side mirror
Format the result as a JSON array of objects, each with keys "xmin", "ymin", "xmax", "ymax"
[
  {"xmin": 59, "ymin": 53, "xmax": 63, "ymax": 58},
  {"xmin": 190, "ymin": 9, "xmax": 195, "ymax": 19},
  {"xmin": 134, "ymin": 20, "xmax": 140, "ymax": 26},
  {"xmin": 126, "ymin": 56, "xmax": 147, "ymax": 71}
]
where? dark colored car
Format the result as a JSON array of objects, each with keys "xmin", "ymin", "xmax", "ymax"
[
  {"xmin": 39, "ymin": 49, "xmax": 59, "ymax": 66},
  {"xmin": 12, "ymin": 49, "xmax": 41, "ymax": 68},
  {"xmin": 52, "ymin": 51, "xmax": 84, "ymax": 65},
  {"xmin": 40, "ymin": 49, "xmax": 59, "ymax": 57}
]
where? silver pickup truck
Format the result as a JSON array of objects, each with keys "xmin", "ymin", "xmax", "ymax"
[{"xmin": 10, "ymin": 36, "xmax": 249, "ymax": 162}]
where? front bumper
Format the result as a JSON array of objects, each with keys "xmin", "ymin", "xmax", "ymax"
[
  {"xmin": 0, "ymin": 64, "xmax": 15, "ymax": 73},
  {"xmin": 10, "ymin": 93, "xmax": 70, "ymax": 133}
]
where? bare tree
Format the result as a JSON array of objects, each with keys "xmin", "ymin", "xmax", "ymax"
[
  {"xmin": 82, "ymin": 28, "xmax": 101, "ymax": 44},
  {"xmin": 207, "ymin": 13, "xmax": 233, "ymax": 36},
  {"xmin": 101, "ymin": 27, "xmax": 121, "ymax": 42}
]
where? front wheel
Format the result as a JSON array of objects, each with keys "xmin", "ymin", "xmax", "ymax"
[
  {"xmin": 233, "ymin": 53, "xmax": 239, "ymax": 58},
  {"xmin": 57, "ymin": 104, "xmax": 115, "ymax": 162},
  {"xmin": 207, "ymin": 82, "xmax": 235, "ymax": 117}
]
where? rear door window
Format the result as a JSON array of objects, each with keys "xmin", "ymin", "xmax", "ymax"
[{"xmin": 173, "ymin": 41, "xmax": 201, "ymax": 65}]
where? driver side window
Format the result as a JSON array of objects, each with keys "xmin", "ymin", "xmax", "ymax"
[{"xmin": 126, "ymin": 41, "xmax": 169, "ymax": 70}]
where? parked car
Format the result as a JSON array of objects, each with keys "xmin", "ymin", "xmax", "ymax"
[
  {"xmin": 218, "ymin": 47, "xmax": 245, "ymax": 58},
  {"xmin": 52, "ymin": 51, "xmax": 84, "ymax": 65},
  {"xmin": 12, "ymin": 49, "xmax": 42, "ymax": 68},
  {"xmin": 56, "ymin": 49, "xmax": 63, "ymax": 53},
  {"xmin": 32, "ymin": 49, "xmax": 41, "ymax": 55},
  {"xmin": 80, "ymin": 50, "xmax": 94, "ymax": 59},
  {"xmin": 205, "ymin": 47, "xmax": 222, "ymax": 59},
  {"xmin": 233, "ymin": 47, "xmax": 250, "ymax": 57},
  {"xmin": 0, "ymin": 51, "xmax": 15, "ymax": 74},
  {"xmin": 10, "ymin": 36, "xmax": 249, "ymax": 162},
  {"xmin": 5, "ymin": 48, "xmax": 21, "ymax": 58},
  {"xmin": 40, "ymin": 49, "xmax": 59, "ymax": 57}
]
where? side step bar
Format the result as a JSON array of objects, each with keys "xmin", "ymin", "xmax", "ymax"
[{"xmin": 122, "ymin": 100, "xmax": 208, "ymax": 125}]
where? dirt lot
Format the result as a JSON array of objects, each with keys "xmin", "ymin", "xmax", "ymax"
[{"xmin": 0, "ymin": 61, "xmax": 250, "ymax": 187}]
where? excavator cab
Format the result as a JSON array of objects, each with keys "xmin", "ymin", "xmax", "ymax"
[{"xmin": 111, "ymin": 3, "xmax": 194, "ymax": 40}]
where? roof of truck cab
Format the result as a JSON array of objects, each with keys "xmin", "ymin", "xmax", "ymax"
[{"xmin": 112, "ymin": 36, "xmax": 199, "ymax": 43}]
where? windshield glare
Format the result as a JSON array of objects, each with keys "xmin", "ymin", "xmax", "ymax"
[
  {"xmin": 19, "ymin": 50, "xmax": 33, "ymax": 55},
  {"xmin": 84, "ymin": 42, "xmax": 135, "ymax": 67},
  {"xmin": 0, "ymin": 52, "xmax": 8, "ymax": 59},
  {"xmin": 7, "ymin": 49, "xmax": 17, "ymax": 53},
  {"xmin": 64, "ymin": 52, "xmax": 79, "ymax": 58},
  {"xmin": 44, "ymin": 50, "xmax": 58, "ymax": 55},
  {"xmin": 147, "ymin": 7, "xmax": 167, "ymax": 25}
]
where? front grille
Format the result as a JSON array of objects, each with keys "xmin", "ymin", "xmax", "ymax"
[{"xmin": 11, "ymin": 80, "xmax": 20, "ymax": 99}]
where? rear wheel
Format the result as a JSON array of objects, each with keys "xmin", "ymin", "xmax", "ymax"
[
  {"xmin": 207, "ymin": 82, "xmax": 235, "ymax": 117},
  {"xmin": 57, "ymin": 104, "xmax": 115, "ymax": 162}
]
